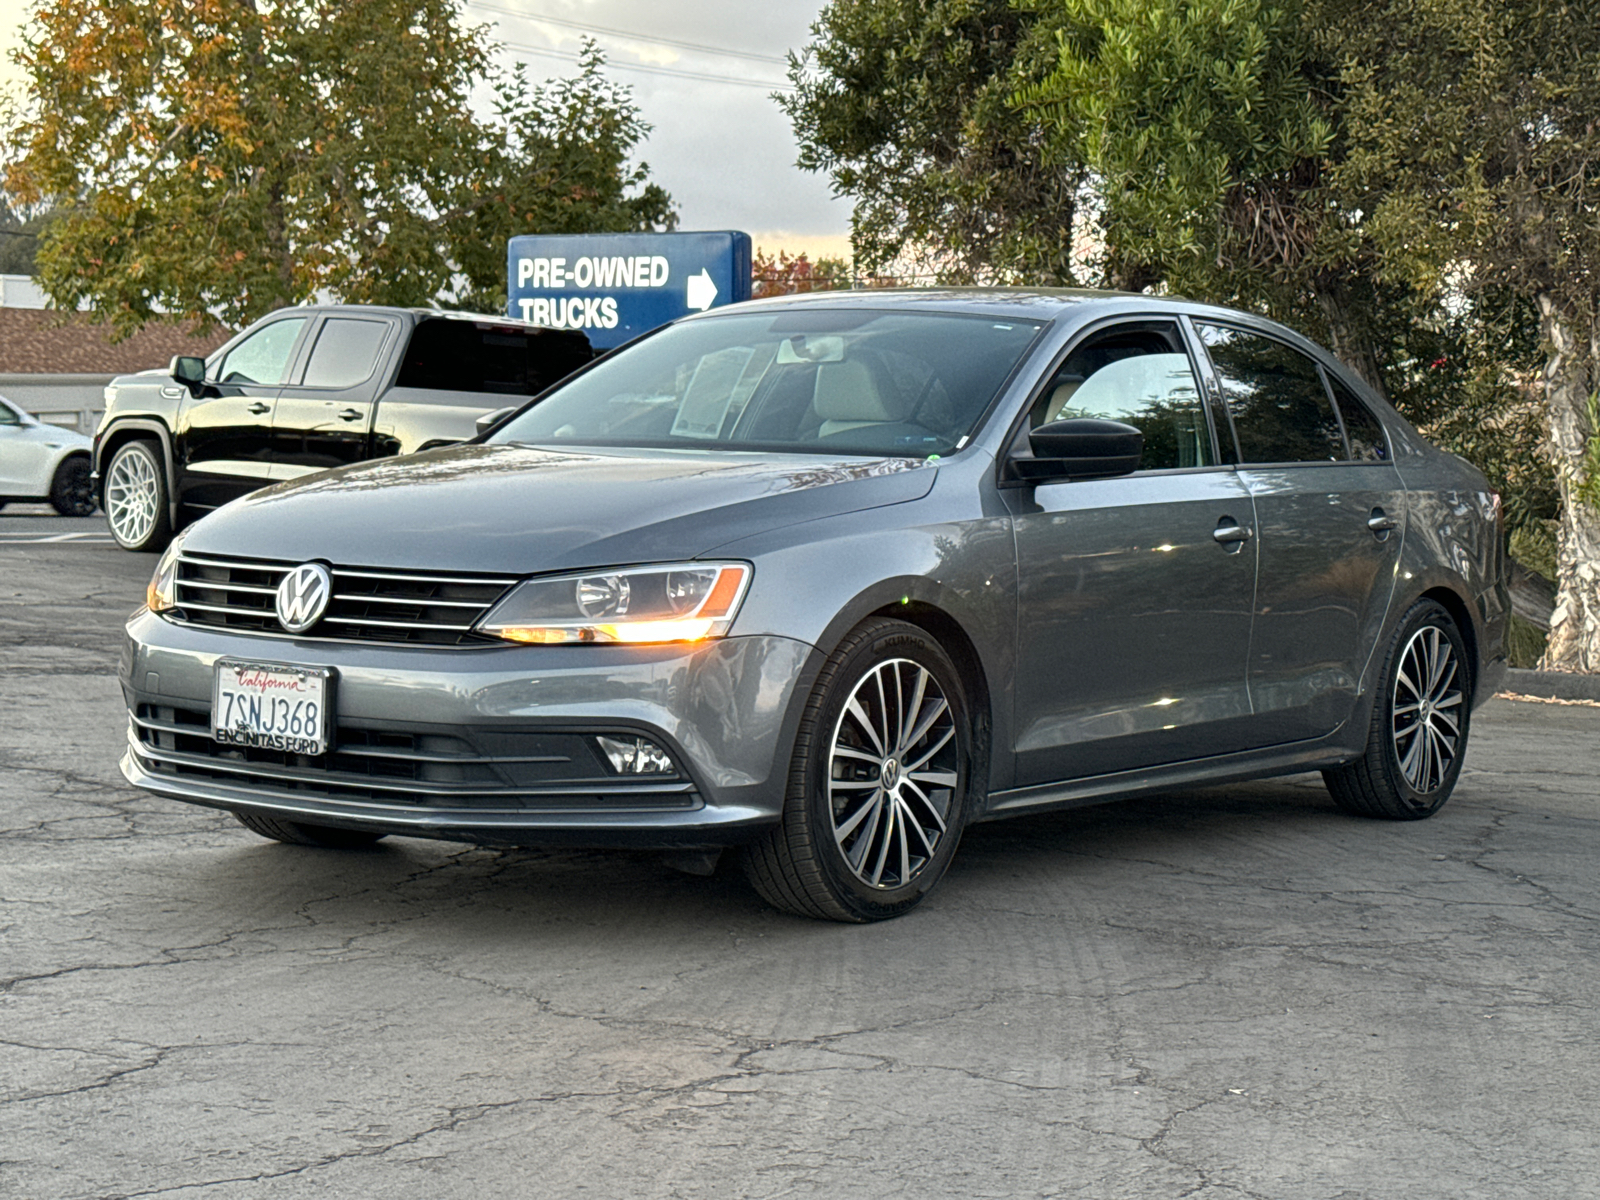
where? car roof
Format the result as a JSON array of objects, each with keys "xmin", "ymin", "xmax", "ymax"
[
  {"xmin": 260, "ymin": 304, "xmax": 551, "ymax": 329},
  {"xmin": 689, "ymin": 286, "xmax": 1272, "ymax": 326}
]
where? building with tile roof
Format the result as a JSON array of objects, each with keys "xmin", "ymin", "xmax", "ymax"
[{"xmin": 0, "ymin": 276, "xmax": 229, "ymax": 431}]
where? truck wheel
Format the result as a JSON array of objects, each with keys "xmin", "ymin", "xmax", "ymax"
[
  {"xmin": 49, "ymin": 456, "xmax": 97, "ymax": 516},
  {"xmin": 741, "ymin": 618, "xmax": 973, "ymax": 922},
  {"xmin": 1323, "ymin": 599, "xmax": 1471, "ymax": 820},
  {"xmin": 104, "ymin": 440, "xmax": 172, "ymax": 551},
  {"xmin": 234, "ymin": 812, "xmax": 386, "ymax": 849}
]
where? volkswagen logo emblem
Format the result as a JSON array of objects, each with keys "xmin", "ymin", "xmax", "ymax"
[{"xmin": 275, "ymin": 563, "xmax": 332, "ymax": 634}]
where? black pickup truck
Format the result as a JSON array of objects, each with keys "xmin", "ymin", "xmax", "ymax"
[{"xmin": 93, "ymin": 305, "xmax": 591, "ymax": 551}]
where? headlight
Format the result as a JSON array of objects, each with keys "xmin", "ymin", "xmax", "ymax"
[
  {"xmin": 146, "ymin": 534, "xmax": 186, "ymax": 614},
  {"xmin": 477, "ymin": 562, "xmax": 751, "ymax": 645}
]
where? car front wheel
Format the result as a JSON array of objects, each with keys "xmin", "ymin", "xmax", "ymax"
[
  {"xmin": 1324, "ymin": 598, "xmax": 1471, "ymax": 820},
  {"xmin": 742, "ymin": 618, "xmax": 973, "ymax": 922},
  {"xmin": 104, "ymin": 440, "xmax": 172, "ymax": 551}
]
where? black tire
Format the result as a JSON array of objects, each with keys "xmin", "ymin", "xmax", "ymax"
[
  {"xmin": 104, "ymin": 439, "xmax": 173, "ymax": 552},
  {"xmin": 49, "ymin": 456, "xmax": 97, "ymax": 516},
  {"xmin": 1324, "ymin": 598, "xmax": 1471, "ymax": 820},
  {"xmin": 741, "ymin": 617, "xmax": 973, "ymax": 922},
  {"xmin": 234, "ymin": 811, "xmax": 387, "ymax": 849}
]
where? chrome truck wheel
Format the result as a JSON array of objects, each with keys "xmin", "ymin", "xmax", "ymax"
[{"xmin": 105, "ymin": 441, "xmax": 171, "ymax": 552}]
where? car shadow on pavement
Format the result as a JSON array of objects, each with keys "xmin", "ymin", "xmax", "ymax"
[{"xmin": 158, "ymin": 773, "xmax": 1396, "ymax": 940}]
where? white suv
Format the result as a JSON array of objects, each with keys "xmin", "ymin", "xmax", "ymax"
[{"xmin": 0, "ymin": 394, "xmax": 96, "ymax": 515}]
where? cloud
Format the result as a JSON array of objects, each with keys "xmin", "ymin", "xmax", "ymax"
[{"xmin": 469, "ymin": 0, "xmax": 851, "ymax": 257}]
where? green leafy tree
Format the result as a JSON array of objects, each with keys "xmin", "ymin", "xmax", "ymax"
[
  {"xmin": 783, "ymin": 0, "xmax": 1090, "ymax": 283},
  {"xmin": 443, "ymin": 45, "xmax": 676, "ymax": 314},
  {"xmin": 3, "ymin": 2, "xmax": 673, "ymax": 332},
  {"xmin": 1012, "ymin": 0, "xmax": 1400, "ymax": 389},
  {"xmin": 1326, "ymin": 0, "xmax": 1600, "ymax": 670}
]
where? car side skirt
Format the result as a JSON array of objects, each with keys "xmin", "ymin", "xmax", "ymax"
[{"xmin": 978, "ymin": 728, "xmax": 1360, "ymax": 823}]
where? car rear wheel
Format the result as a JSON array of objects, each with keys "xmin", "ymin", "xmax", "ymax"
[
  {"xmin": 105, "ymin": 440, "xmax": 172, "ymax": 551},
  {"xmin": 234, "ymin": 812, "xmax": 387, "ymax": 849},
  {"xmin": 1324, "ymin": 598, "xmax": 1470, "ymax": 820},
  {"xmin": 49, "ymin": 456, "xmax": 97, "ymax": 516},
  {"xmin": 742, "ymin": 617, "xmax": 972, "ymax": 922}
]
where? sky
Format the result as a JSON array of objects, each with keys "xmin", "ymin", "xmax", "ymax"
[{"xmin": 0, "ymin": 0, "xmax": 853, "ymax": 259}]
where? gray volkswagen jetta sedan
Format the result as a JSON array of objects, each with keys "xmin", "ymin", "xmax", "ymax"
[{"xmin": 121, "ymin": 289, "xmax": 1509, "ymax": 921}]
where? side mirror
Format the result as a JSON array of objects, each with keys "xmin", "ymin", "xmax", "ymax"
[
  {"xmin": 1013, "ymin": 417, "xmax": 1144, "ymax": 481},
  {"xmin": 475, "ymin": 406, "xmax": 517, "ymax": 438},
  {"xmin": 170, "ymin": 355, "xmax": 206, "ymax": 394}
]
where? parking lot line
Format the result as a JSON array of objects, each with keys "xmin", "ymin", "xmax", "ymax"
[{"xmin": 0, "ymin": 531, "xmax": 117, "ymax": 544}]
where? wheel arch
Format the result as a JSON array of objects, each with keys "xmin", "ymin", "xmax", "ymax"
[
  {"xmin": 96, "ymin": 420, "xmax": 178, "ymax": 527},
  {"xmin": 1417, "ymin": 584, "xmax": 1480, "ymax": 700},
  {"xmin": 796, "ymin": 577, "xmax": 1008, "ymax": 800}
]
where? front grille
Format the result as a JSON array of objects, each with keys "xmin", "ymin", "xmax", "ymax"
[
  {"xmin": 173, "ymin": 552, "xmax": 517, "ymax": 645},
  {"xmin": 131, "ymin": 704, "xmax": 695, "ymax": 810}
]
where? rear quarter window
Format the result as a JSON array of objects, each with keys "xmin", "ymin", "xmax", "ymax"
[{"xmin": 398, "ymin": 319, "xmax": 593, "ymax": 397}]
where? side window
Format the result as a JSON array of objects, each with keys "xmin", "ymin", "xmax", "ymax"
[
  {"xmin": 1198, "ymin": 324, "xmax": 1345, "ymax": 463},
  {"xmin": 216, "ymin": 318, "xmax": 308, "ymax": 386},
  {"xmin": 1328, "ymin": 376, "xmax": 1390, "ymax": 461},
  {"xmin": 300, "ymin": 318, "xmax": 391, "ymax": 389},
  {"xmin": 1032, "ymin": 326, "xmax": 1215, "ymax": 470}
]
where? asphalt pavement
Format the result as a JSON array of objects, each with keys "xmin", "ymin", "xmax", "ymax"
[{"xmin": 3, "ymin": 528, "xmax": 1598, "ymax": 1199}]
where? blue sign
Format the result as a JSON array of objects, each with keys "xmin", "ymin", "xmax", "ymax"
[{"xmin": 507, "ymin": 231, "xmax": 752, "ymax": 350}]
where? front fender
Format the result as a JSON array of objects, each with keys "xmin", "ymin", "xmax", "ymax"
[{"xmin": 94, "ymin": 417, "xmax": 178, "ymax": 526}]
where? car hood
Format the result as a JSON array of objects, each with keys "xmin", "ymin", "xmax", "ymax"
[{"xmin": 183, "ymin": 443, "xmax": 938, "ymax": 572}]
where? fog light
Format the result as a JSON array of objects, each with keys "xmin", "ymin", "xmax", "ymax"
[{"xmin": 596, "ymin": 735, "xmax": 675, "ymax": 775}]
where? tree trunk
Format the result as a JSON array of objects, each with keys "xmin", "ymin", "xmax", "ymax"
[
  {"xmin": 1536, "ymin": 295, "xmax": 1600, "ymax": 672},
  {"xmin": 1314, "ymin": 280, "xmax": 1389, "ymax": 402}
]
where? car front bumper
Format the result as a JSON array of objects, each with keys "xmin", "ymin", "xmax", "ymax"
[{"xmin": 119, "ymin": 608, "xmax": 816, "ymax": 848}]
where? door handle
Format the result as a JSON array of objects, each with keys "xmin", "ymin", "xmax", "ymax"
[
  {"xmin": 247, "ymin": 402, "xmax": 270, "ymax": 415},
  {"xmin": 1368, "ymin": 508, "xmax": 1398, "ymax": 539},
  {"xmin": 337, "ymin": 408, "xmax": 363, "ymax": 422},
  {"xmin": 1213, "ymin": 516, "xmax": 1253, "ymax": 551}
]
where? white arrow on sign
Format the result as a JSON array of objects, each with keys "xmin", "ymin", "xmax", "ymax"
[{"xmin": 686, "ymin": 269, "xmax": 718, "ymax": 312}]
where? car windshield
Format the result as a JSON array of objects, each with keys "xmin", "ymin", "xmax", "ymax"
[{"xmin": 489, "ymin": 309, "xmax": 1046, "ymax": 457}]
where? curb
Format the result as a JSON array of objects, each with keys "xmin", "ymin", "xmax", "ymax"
[{"xmin": 1502, "ymin": 667, "xmax": 1600, "ymax": 703}]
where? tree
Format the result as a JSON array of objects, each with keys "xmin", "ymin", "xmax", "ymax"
[
  {"xmin": 1326, "ymin": 0, "xmax": 1600, "ymax": 670},
  {"xmin": 0, "ymin": 197, "xmax": 55, "ymax": 275},
  {"xmin": 442, "ymin": 45, "xmax": 676, "ymax": 314},
  {"xmin": 783, "ymin": 0, "xmax": 1090, "ymax": 284},
  {"xmin": 3, "ymin": 2, "xmax": 674, "ymax": 332},
  {"xmin": 1012, "ymin": 0, "xmax": 1406, "ymax": 392},
  {"xmin": 751, "ymin": 248, "xmax": 852, "ymax": 298}
]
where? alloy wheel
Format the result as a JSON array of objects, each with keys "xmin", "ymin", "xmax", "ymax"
[
  {"xmin": 57, "ymin": 460, "xmax": 96, "ymax": 516},
  {"xmin": 106, "ymin": 447, "xmax": 160, "ymax": 546},
  {"xmin": 828, "ymin": 657, "xmax": 960, "ymax": 889},
  {"xmin": 1391, "ymin": 624, "xmax": 1464, "ymax": 794}
]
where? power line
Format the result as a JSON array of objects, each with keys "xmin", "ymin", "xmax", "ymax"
[
  {"xmin": 466, "ymin": 1, "xmax": 791, "ymax": 67},
  {"xmin": 498, "ymin": 39, "xmax": 794, "ymax": 92}
]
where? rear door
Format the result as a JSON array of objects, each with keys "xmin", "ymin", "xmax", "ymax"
[
  {"xmin": 1195, "ymin": 322, "xmax": 1405, "ymax": 743},
  {"xmin": 176, "ymin": 314, "xmax": 310, "ymax": 512},
  {"xmin": 270, "ymin": 314, "xmax": 400, "ymax": 480},
  {"xmin": 1006, "ymin": 318, "xmax": 1259, "ymax": 784}
]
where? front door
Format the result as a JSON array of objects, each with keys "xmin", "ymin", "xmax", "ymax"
[
  {"xmin": 177, "ymin": 314, "xmax": 310, "ymax": 513},
  {"xmin": 270, "ymin": 314, "xmax": 398, "ymax": 480},
  {"xmin": 1007, "ymin": 320, "xmax": 1259, "ymax": 785}
]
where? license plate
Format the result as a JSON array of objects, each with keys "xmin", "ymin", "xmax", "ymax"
[{"xmin": 212, "ymin": 660, "xmax": 333, "ymax": 756}]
